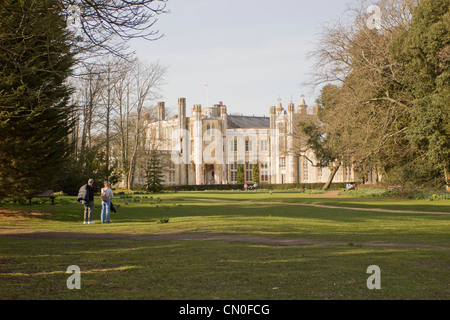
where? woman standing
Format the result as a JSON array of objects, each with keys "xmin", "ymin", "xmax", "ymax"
[{"xmin": 100, "ymin": 181, "xmax": 114, "ymax": 224}]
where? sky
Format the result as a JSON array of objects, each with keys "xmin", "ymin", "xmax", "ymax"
[{"xmin": 130, "ymin": 0, "xmax": 356, "ymax": 117}]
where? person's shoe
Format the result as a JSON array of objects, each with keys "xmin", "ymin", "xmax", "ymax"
[
  {"xmin": 88, "ymin": 221, "xmax": 95, "ymax": 224},
  {"xmin": 83, "ymin": 221, "xmax": 88, "ymax": 224}
]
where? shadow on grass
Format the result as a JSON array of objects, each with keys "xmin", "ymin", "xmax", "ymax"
[
  {"xmin": 2, "ymin": 196, "xmax": 449, "ymax": 224},
  {"xmin": 0, "ymin": 237, "xmax": 448, "ymax": 299}
]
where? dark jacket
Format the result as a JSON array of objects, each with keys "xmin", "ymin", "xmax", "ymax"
[{"xmin": 77, "ymin": 184, "xmax": 95, "ymax": 204}]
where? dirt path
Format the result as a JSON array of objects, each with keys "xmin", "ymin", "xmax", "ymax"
[
  {"xmin": 193, "ymin": 197, "xmax": 450, "ymax": 215},
  {"xmin": 314, "ymin": 190, "xmax": 340, "ymax": 198},
  {"xmin": 0, "ymin": 193, "xmax": 448, "ymax": 249}
]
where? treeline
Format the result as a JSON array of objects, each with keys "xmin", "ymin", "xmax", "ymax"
[
  {"xmin": 300, "ymin": 0, "xmax": 449, "ymax": 191},
  {"xmin": 160, "ymin": 183, "xmax": 347, "ymax": 192},
  {"xmin": 0, "ymin": 0, "xmax": 168, "ymax": 199},
  {"xmin": 54, "ymin": 58, "xmax": 166, "ymax": 195}
]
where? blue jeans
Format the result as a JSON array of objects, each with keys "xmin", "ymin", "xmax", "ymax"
[
  {"xmin": 101, "ymin": 199, "xmax": 111, "ymax": 223},
  {"xmin": 83, "ymin": 201, "xmax": 94, "ymax": 222}
]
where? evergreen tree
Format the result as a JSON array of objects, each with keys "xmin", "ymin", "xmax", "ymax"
[
  {"xmin": 252, "ymin": 163, "xmax": 260, "ymax": 184},
  {"xmin": 0, "ymin": 0, "xmax": 75, "ymax": 199},
  {"xmin": 237, "ymin": 164, "xmax": 245, "ymax": 184},
  {"xmin": 391, "ymin": 0, "xmax": 450, "ymax": 190},
  {"xmin": 145, "ymin": 150, "xmax": 164, "ymax": 193}
]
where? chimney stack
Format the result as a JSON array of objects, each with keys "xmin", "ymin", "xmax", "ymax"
[{"xmin": 157, "ymin": 102, "xmax": 165, "ymax": 121}]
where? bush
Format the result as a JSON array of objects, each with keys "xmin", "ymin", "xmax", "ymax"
[{"xmin": 162, "ymin": 182, "xmax": 347, "ymax": 192}]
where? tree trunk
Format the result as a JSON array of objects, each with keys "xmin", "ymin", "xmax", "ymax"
[
  {"xmin": 127, "ymin": 110, "xmax": 142, "ymax": 190},
  {"xmin": 323, "ymin": 164, "xmax": 340, "ymax": 190},
  {"xmin": 445, "ymin": 166, "xmax": 450, "ymax": 193}
]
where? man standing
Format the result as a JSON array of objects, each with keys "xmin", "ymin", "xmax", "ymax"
[{"xmin": 77, "ymin": 179, "xmax": 96, "ymax": 224}]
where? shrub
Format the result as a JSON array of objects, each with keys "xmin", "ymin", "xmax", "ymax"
[{"xmin": 162, "ymin": 182, "xmax": 347, "ymax": 192}]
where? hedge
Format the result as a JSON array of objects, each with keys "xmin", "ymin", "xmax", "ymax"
[{"xmin": 162, "ymin": 182, "xmax": 348, "ymax": 192}]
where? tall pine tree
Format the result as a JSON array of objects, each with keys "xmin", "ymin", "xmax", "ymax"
[
  {"xmin": 237, "ymin": 164, "xmax": 245, "ymax": 184},
  {"xmin": 145, "ymin": 150, "xmax": 164, "ymax": 193},
  {"xmin": 0, "ymin": 0, "xmax": 75, "ymax": 199}
]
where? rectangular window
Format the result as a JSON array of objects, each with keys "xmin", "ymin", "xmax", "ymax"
[
  {"xmin": 230, "ymin": 163, "xmax": 237, "ymax": 183},
  {"xmin": 245, "ymin": 140, "xmax": 252, "ymax": 152},
  {"xmin": 344, "ymin": 166, "xmax": 351, "ymax": 181},
  {"xmin": 280, "ymin": 157, "xmax": 286, "ymax": 170},
  {"xmin": 260, "ymin": 140, "xmax": 268, "ymax": 152},
  {"xmin": 303, "ymin": 158, "xmax": 309, "ymax": 182},
  {"xmin": 230, "ymin": 139, "xmax": 237, "ymax": 152},
  {"xmin": 245, "ymin": 163, "xmax": 253, "ymax": 182},
  {"xmin": 261, "ymin": 163, "xmax": 269, "ymax": 182}
]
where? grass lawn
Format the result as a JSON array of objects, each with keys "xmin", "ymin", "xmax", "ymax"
[{"xmin": 0, "ymin": 189, "xmax": 449, "ymax": 300}]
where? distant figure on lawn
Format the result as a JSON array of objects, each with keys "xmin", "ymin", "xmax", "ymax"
[
  {"xmin": 100, "ymin": 181, "xmax": 114, "ymax": 224},
  {"xmin": 345, "ymin": 183, "xmax": 356, "ymax": 191},
  {"xmin": 77, "ymin": 178, "xmax": 95, "ymax": 224}
]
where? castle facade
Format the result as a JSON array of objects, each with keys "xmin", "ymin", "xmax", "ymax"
[{"xmin": 144, "ymin": 98, "xmax": 366, "ymax": 186}]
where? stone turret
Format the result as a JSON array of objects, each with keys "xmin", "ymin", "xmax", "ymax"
[
  {"xmin": 276, "ymin": 101, "xmax": 283, "ymax": 115},
  {"xmin": 298, "ymin": 98, "xmax": 307, "ymax": 116},
  {"xmin": 269, "ymin": 106, "xmax": 276, "ymax": 130},
  {"xmin": 312, "ymin": 105, "xmax": 319, "ymax": 115}
]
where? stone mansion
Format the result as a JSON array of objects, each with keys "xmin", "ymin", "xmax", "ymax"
[{"xmin": 143, "ymin": 97, "xmax": 372, "ymax": 186}]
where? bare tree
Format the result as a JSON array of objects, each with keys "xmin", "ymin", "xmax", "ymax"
[
  {"xmin": 111, "ymin": 59, "xmax": 136, "ymax": 188},
  {"xmin": 60, "ymin": 0, "xmax": 169, "ymax": 59},
  {"xmin": 304, "ymin": 0, "xmax": 418, "ymax": 184},
  {"xmin": 127, "ymin": 61, "xmax": 166, "ymax": 189},
  {"xmin": 74, "ymin": 64, "xmax": 104, "ymax": 154},
  {"xmin": 96, "ymin": 57, "xmax": 127, "ymax": 174}
]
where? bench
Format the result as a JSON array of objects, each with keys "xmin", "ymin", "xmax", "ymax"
[{"xmin": 31, "ymin": 190, "xmax": 56, "ymax": 205}]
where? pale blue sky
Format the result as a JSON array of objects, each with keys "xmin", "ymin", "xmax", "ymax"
[{"xmin": 131, "ymin": 0, "xmax": 355, "ymax": 117}]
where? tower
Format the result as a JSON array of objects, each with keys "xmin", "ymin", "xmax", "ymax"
[
  {"xmin": 192, "ymin": 104, "xmax": 203, "ymax": 185},
  {"xmin": 269, "ymin": 106, "xmax": 278, "ymax": 184},
  {"xmin": 220, "ymin": 105, "xmax": 228, "ymax": 184},
  {"xmin": 156, "ymin": 101, "xmax": 165, "ymax": 140},
  {"xmin": 298, "ymin": 98, "xmax": 307, "ymax": 116},
  {"xmin": 178, "ymin": 98, "xmax": 187, "ymax": 185},
  {"xmin": 287, "ymin": 102, "xmax": 296, "ymax": 183}
]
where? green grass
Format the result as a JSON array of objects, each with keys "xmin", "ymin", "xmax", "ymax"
[{"xmin": 0, "ymin": 189, "xmax": 449, "ymax": 300}]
